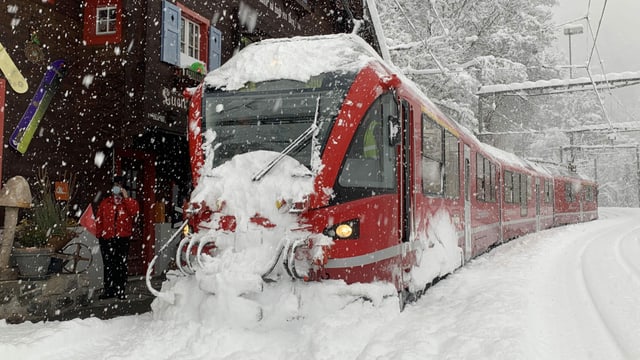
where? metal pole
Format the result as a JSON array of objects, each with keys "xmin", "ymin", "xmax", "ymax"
[
  {"xmin": 636, "ymin": 146, "xmax": 640, "ymax": 207},
  {"xmin": 594, "ymin": 154, "xmax": 598, "ymax": 183},
  {"xmin": 568, "ymin": 34, "xmax": 573, "ymax": 79},
  {"xmin": 564, "ymin": 25, "xmax": 582, "ymax": 79},
  {"xmin": 478, "ymin": 95, "xmax": 484, "ymax": 133},
  {"xmin": 569, "ymin": 133, "xmax": 575, "ymax": 164}
]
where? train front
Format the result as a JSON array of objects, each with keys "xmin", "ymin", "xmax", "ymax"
[{"xmin": 179, "ymin": 35, "xmax": 382, "ymax": 293}]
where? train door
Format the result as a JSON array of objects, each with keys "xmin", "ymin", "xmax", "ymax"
[
  {"xmin": 332, "ymin": 91, "xmax": 401, "ymax": 286},
  {"xmin": 463, "ymin": 145, "xmax": 472, "ymax": 261},
  {"xmin": 579, "ymin": 186, "xmax": 584, "ymax": 222},
  {"xmin": 400, "ymin": 99, "xmax": 412, "ymax": 245},
  {"xmin": 535, "ymin": 177, "xmax": 541, "ymax": 231},
  {"xmin": 497, "ymin": 167, "xmax": 504, "ymax": 243},
  {"xmin": 116, "ymin": 150, "xmax": 156, "ymax": 275}
]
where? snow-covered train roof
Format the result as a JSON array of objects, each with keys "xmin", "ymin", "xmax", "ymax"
[
  {"xmin": 479, "ymin": 142, "xmax": 595, "ymax": 181},
  {"xmin": 204, "ymin": 34, "xmax": 383, "ymax": 91},
  {"xmin": 478, "ymin": 142, "xmax": 549, "ymax": 176},
  {"xmin": 541, "ymin": 163, "xmax": 592, "ymax": 181}
]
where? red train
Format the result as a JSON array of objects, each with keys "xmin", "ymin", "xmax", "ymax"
[{"xmin": 172, "ymin": 34, "xmax": 597, "ymax": 307}]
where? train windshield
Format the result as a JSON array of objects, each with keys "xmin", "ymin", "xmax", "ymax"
[{"xmin": 203, "ymin": 72, "xmax": 355, "ymax": 169}]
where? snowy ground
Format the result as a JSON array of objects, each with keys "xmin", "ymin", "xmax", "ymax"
[{"xmin": 1, "ymin": 207, "xmax": 639, "ymax": 360}]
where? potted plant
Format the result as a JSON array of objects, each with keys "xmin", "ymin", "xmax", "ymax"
[{"xmin": 13, "ymin": 168, "xmax": 78, "ymax": 279}]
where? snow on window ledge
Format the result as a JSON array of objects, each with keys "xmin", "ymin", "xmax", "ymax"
[{"xmin": 180, "ymin": 53, "xmax": 206, "ymax": 73}]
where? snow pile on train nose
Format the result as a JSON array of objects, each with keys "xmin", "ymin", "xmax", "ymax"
[
  {"xmin": 191, "ymin": 150, "xmax": 314, "ymax": 229},
  {"xmin": 153, "ymin": 150, "xmax": 327, "ymax": 324},
  {"xmin": 190, "ymin": 150, "xmax": 319, "ymax": 286}
]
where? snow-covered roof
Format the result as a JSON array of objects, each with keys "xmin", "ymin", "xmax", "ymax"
[
  {"xmin": 542, "ymin": 163, "xmax": 591, "ymax": 181},
  {"xmin": 204, "ymin": 34, "xmax": 383, "ymax": 91},
  {"xmin": 477, "ymin": 71, "xmax": 640, "ymax": 95},
  {"xmin": 478, "ymin": 142, "xmax": 548, "ymax": 175},
  {"xmin": 478, "ymin": 142, "xmax": 595, "ymax": 179}
]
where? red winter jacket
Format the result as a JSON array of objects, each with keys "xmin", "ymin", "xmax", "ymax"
[{"xmin": 96, "ymin": 195, "xmax": 140, "ymax": 239}]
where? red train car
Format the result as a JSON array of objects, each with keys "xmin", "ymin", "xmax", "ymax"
[
  {"xmin": 550, "ymin": 166, "xmax": 599, "ymax": 225},
  {"xmin": 165, "ymin": 34, "xmax": 597, "ymax": 307}
]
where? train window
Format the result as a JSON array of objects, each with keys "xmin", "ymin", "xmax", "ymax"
[
  {"xmin": 585, "ymin": 185, "xmax": 593, "ymax": 202},
  {"xmin": 505, "ymin": 171, "xmax": 513, "ymax": 203},
  {"xmin": 490, "ymin": 163, "xmax": 496, "ymax": 201},
  {"xmin": 476, "ymin": 154, "xmax": 496, "ymax": 202},
  {"xmin": 444, "ymin": 131, "xmax": 459, "ymax": 198},
  {"xmin": 505, "ymin": 171, "xmax": 528, "ymax": 211},
  {"xmin": 336, "ymin": 93, "xmax": 398, "ymax": 196},
  {"xmin": 464, "ymin": 157, "xmax": 470, "ymax": 201},
  {"xmin": 421, "ymin": 114, "xmax": 443, "ymax": 194},
  {"xmin": 476, "ymin": 154, "xmax": 485, "ymax": 201},
  {"xmin": 520, "ymin": 175, "xmax": 529, "ymax": 216},
  {"xmin": 203, "ymin": 72, "xmax": 355, "ymax": 169},
  {"xmin": 544, "ymin": 180, "xmax": 553, "ymax": 203},
  {"xmin": 565, "ymin": 183, "xmax": 574, "ymax": 202},
  {"xmin": 513, "ymin": 172, "xmax": 521, "ymax": 203}
]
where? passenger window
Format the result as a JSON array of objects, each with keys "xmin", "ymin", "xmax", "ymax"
[
  {"xmin": 444, "ymin": 131, "xmax": 459, "ymax": 198},
  {"xmin": 513, "ymin": 173, "xmax": 521, "ymax": 203},
  {"xmin": 520, "ymin": 175, "xmax": 529, "ymax": 216},
  {"xmin": 544, "ymin": 180, "xmax": 553, "ymax": 203},
  {"xmin": 476, "ymin": 153, "xmax": 485, "ymax": 201},
  {"xmin": 505, "ymin": 171, "xmax": 513, "ymax": 203},
  {"xmin": 336, "ymin": 93, "xmax": 398, "ymax": 195},
  {"xmin": 476, "ymin": 154, "xmax": 496, "ymax": 202},
  {"xmin": 422, "ymin": 114, "xmax": 443, "ymax": 194},
  {"xmin": 585, "ymin": 185, "xmax": 593, "ymax": 202}
]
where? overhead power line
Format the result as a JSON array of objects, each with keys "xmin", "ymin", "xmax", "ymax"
[{"xmin": 587, "ymin": 0, "xmax": 608, "ymax": 68}]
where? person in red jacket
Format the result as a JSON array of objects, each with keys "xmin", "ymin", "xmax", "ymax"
[{"xmin": 96, "ymin": 176, "xmax": 140, "ymax": 300}]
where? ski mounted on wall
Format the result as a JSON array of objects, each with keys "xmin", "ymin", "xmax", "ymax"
[
  {"xmin": 10, "ymin": 59, "xmax": 66, "ymax": 154},
  {"xmin": 0, "ymin": 41, "xmax": 28, "ymax": 94}
]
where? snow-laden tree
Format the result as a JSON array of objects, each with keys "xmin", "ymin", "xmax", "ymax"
[
  {"xmin": 372, "ymin": 0, "xmax": 561, "ymax": 131},
  {"xmin": 367, "ymin": 0, "xmax": 639, "ymax": 205}
]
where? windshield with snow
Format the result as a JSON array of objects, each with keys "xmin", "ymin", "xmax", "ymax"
[{"xmin": 203, "ymin": 72, "xmax": 356, "ymax": 169}]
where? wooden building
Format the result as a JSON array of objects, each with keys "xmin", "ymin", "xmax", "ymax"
[{"xmin": 0, "ymin": 0, "xmax": 364, "ymax": 275}]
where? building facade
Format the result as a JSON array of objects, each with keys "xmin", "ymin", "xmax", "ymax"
[{"xmin": 0, "ymin": 0, "xmax": 364, "ymax": 275}]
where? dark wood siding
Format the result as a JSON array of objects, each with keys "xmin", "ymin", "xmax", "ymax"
[{"xmin": 0, "ymin": 0, "xmax": 363, "ymax": 254}]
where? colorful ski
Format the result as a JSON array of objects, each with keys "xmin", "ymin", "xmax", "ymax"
[
  {"xmin": 9, "ymin": 59, "xmax": 66, "ymax": 154},
  {"xmin": 0, "ymin": 41, "xmax": 28, "ymax": 94}
]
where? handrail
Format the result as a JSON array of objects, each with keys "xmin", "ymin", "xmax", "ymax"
[{"xmin": 145, "ymin": 220, "xmax": 188, "ymax": 304}]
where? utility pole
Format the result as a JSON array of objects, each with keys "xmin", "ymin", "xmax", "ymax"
[
  {"xmin": 564, "ymin": 24, "xmax": 584, "ymax": 79},
  {"xmin": 636, "ymin": 146, "xmax": 640, "ymax": 207}
]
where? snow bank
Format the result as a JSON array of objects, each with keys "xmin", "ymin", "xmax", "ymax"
[{"xmin": 410, "ymin": 210, "xmax": 462, "ymax": 290}]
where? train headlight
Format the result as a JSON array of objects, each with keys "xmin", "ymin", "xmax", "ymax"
[
  {"xmin": 323, "ymin": 219, "xmax": 360, "ymax": 240},
  {"xmin": 335, "ymin": 224, "xmax": 353, "ymax": 238}
]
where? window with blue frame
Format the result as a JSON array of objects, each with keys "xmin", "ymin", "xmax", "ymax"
[{"xmin": 161, "ymin": 0, "xmax": 221, "ymax": 72}]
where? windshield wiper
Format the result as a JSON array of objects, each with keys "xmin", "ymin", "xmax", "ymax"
[{"xmin": 252, "ymin": 96, "xmax": 321, "ymax": 181}]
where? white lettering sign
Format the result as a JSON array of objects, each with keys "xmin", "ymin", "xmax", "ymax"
[
  {"xmin": 148, "ymin": 112, "xmax": 166, "ymax": 123},
  {"xmin": 257, "ymin": 0, "xmax": 300, "ymax": 29},
  {"xmin": 162, "ymin": 88, "xmax": 189, "ymax": 111}
]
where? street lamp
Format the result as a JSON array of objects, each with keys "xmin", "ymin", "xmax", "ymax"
[{"xmin": 563, "ymin": 24, "xmax": 584, "ymax": 78}]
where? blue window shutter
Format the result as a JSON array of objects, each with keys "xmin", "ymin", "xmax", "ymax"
[
  {"xmin": 208, "ymin": 26, "xmax": 222, "ymax": 71},
  {"xmin": 161, "ymin": 0, "xmax": 181, "ymax": 66}
]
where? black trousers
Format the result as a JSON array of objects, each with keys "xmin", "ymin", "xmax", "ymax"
[{"xmin": 99, "ymin": 237, "xmax": 130, "ymax": 296}]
